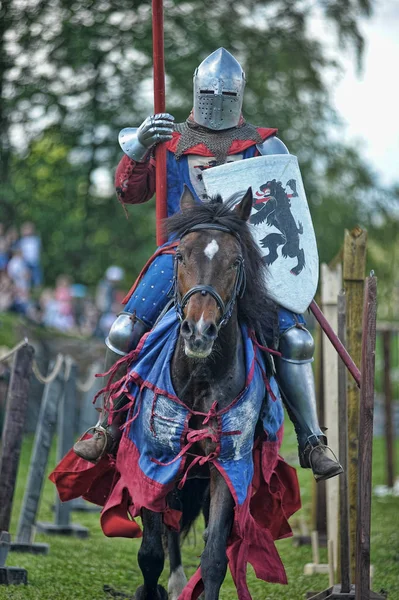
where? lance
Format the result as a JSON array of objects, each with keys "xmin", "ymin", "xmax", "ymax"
[
  {"xmin": 310, "ymin": 299, "xmax": 361, "ymax": 388},
  {"xmin": 152, "ymin": 0, "xmax": 167, "ymax": 246}
]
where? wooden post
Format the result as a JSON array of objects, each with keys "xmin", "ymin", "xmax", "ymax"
[
  {"xmin": 0, "ymin": 344, "xmax": 33, "ymax": 585},
  {"xmin": 11, "ymin": 361, "xmax": 64, "ymax": 554},
  {"xmin": 355, "ymin": 275, "xmax": 377, "ymax": 600},
  {"xmin": 321, "ymin": 263, "xmax": 342, "ymax": 575},
  {"xmin": 0, "ymin": 344, "xmax": 34, "ymax": 531},
  {"xmin": 382, "ymin": 330, "xmax": 395, "ymax": 488},
  {"xmin": 343, "ymin": 227, "xmax": 367, "ymax": 580},
  {"xmin": 307, "ymin": 280, "xmax": 386, "ymax": 600},
  {"xmin": 37, "ymin": 359, "xmax": 88, "ymax": 538}
]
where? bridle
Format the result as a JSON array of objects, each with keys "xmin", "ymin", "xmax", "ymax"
[{"xmin": 173, "ymin": 223, "xmax": 246, "ymax": 328}]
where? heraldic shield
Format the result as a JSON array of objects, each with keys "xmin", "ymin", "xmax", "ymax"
[{"xmin": 202, "ymin": 155, "xmax": 319, "ymax": 314}]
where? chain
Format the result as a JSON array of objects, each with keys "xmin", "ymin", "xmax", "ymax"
[{"xmin": 32, "ymin": 354, "xmax": 64, "ymax": 384}]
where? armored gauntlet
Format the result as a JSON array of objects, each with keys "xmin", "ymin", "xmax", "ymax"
[{"xmin": 119, "ymin": 113, "xmax": 175, "ymax": 162}]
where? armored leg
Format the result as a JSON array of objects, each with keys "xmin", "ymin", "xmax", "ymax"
[
  {"xmin": 73, "ymin": 314, "xmax": 149, "ymax": 463},
  {"xmin": 74, "ymin": 250, "xmax": 174, "ymax": 463},
  {"xmin": 275, "ymin": 325, "xmax": 343, "ymax": 482}
]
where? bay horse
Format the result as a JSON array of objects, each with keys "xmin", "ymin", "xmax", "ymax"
[{"xmin": 131, "ymin": 185, "xmax": 282, "ymax": 600}]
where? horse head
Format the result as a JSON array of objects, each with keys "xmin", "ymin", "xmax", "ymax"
[{"xmin": 170, "ymin": 186, "xmax": 252, "ymax": 359}]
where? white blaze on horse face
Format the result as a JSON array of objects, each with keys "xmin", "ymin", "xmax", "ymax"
[
  {"xmin": 204, "ymin": 239, "xmax": 219, "ymax": 260},
  {"xmin": 197, "ymin": 312, "xmax": 206, "ymax": 335}
]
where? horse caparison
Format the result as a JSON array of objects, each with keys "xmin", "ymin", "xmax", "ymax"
[{"xmin": 134, "ymin": 186, "xmax": 279, "ymax": 600}]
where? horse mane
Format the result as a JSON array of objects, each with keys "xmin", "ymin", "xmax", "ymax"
[{"xmin": 165, "ymin": 196, "xmax": 278, "ymax": 346}]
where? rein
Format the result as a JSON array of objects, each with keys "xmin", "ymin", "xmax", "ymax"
[{"xmin": 173, "ymin": 223, "xmax": 246, "ymax": 328}]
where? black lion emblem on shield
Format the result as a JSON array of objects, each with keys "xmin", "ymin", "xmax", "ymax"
[{"xmin": 250, "ymin": 178, "xmax": 305, "ymax": 276}]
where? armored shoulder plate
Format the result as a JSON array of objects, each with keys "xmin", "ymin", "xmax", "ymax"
[{"xmin": 256, "ymin": 136, "xmax": 289, "ymax": 156}]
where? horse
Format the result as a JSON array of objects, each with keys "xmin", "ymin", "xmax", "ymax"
[{"xmin": 127, "ymin": 184, "xmax": 289, "ymax": 600}]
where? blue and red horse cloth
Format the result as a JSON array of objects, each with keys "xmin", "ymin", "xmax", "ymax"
[{"xmin": 51, "ymin": 308, "xmax": 300, "ymax": 599}]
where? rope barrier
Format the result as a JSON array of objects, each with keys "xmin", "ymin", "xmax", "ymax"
[
  {"xmin": 1, "ymin": 338, "xmax": 98, "ymax": 390},
  {"xmin": 0, "ymin": 339, "xmax": 29, "ymax": 363},
  {"xmin": 63, "ymin": 355, "xmax": 74, "ymax": 382},
  {"xmin": 76, "ymin": 364, "xmax": 99, "ymax": 393},
  {"xmin": 32, "ymin": 354, "xmax": 64, "ymax": 385}
]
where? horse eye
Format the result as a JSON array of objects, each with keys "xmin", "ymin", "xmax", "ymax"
[
  {"xmin": 176, "ymin": 252, "xmax": 184, "ymax": 263},
  {"xmin": 231, "ymin": 258, "xmax": 241, "ymax": 269}
]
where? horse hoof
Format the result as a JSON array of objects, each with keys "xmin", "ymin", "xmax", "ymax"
[
  {"xmin": 134, "ymin": 584, "xmax": 168, "ymax": 600},
  {"xmin": 158, "ymin": 587, "xmax": 168, "ymax": 600}
]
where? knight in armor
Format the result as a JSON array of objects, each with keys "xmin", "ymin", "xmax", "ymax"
[{"xmin": 74, "ymin": 48, "xmax": 342, "ymax": 482}]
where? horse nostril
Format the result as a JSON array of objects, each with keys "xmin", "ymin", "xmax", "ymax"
[
  {"xmin": 181, "ymin": 320, "xmax": 194, "ymax": 339},
  {"xmin": 204, "ymin": 322, "xmax": 218, "ymax": 340}
]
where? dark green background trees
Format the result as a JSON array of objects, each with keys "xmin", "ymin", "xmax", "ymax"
[{"xmin": 1, "ymin": 0, "xmax": 398, "ymax": 315}]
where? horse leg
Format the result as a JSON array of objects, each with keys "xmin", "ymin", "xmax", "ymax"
[
  {"xmin": 200, "ymin": 469, "xmax": 234, "ymax": 600},
  {"xmin": 135, "ymin": 508, "xmax": 168, "ymax": 600},
  {"xmin": 166, "ymin": 489, "xmax": 186, "ymax": 600},
  {"xmin": 167, "ymin": 529, "xmax": 186, "ymax": 600},
  {"xmin": 167, "ymin": 479, "xmax": 210, "ymax": 599}
]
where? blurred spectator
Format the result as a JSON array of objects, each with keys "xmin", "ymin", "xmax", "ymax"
[
  {"xmin": 95, "ymin": 266, "xmax": 125, "ymax": 339},
  {"xmin": 40, "ymin": 288, "xmax": 63, "ymax": 330},
  {"xmin": 71, "ymin": 283, "xmax": 87, "ymax": 331},
  {"xmin": 19, "ymin": 221, "xmax": 42, "ymax": 288},
  {"xmin": 54, "ymin": 275, "xmax": 75, "ymax": 331},
  {"xmin": 7, "ymin": 248, "xmax": 31, "ymax": 313},
  {"xmin": 80, "ymin": 298, "xmax": 101, "ymax": 337},
  {"xmin": 0, "ymin": 224, "xmax": 8, "ymax": 270},
  {"xmin": 0, "ymin": 269, "xmax": 15, "ymax": 312},
  {"xmin": 5, "ymin": 226, "xmax": 19, "ymax": 260},
  {"xmin": 0, "ymin": 233, "xmax": 128, "ymax": 342},
  {"xmin": 96, "ymin": 266, "xmax": 125, "ymax": 314}
]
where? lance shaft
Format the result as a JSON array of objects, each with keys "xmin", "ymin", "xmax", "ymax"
[
  {"xmin": 310, "ymin": 299, "xmax": 361, "ymax": 388},
  {"xmin": 152, "ymin": 0, "xmax": 167, "ymax": 246}
]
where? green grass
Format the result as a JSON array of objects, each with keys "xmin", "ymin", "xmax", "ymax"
[
  {"xmin": 0, "ymin": 313, "xmax": 20, "ymax": 348},
  {"xmin": 1, "ymin": 421, "xmax": 398, "ymax": 600}
]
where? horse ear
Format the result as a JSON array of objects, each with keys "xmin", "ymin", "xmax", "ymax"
[
  {"xmin": 235, "ymin": 187, "xmax": 253, "ymax": 221},
  {"xmin": 180, "ymin": 184, "xmax": 196, "ymax": 213}
]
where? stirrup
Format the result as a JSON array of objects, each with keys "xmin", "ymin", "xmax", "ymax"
[
  {"xmin": 308, "ymin": 443, "xmax": 343, "ymax": 482},
  {"xmin": 76, "ymin": 424, "xmax": 108, "ymax": 441},
  {"xmin": 308, "ymin": 442, "xmax": 340, "ymax": 465},
  {"xmin": 74, "ymin": 425, "xmax": 110, "ymax": 463}
]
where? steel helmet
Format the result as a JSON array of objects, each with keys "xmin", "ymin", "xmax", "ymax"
[{"xmin": 193, "ymin": 48, "xmax": 246, "ymax": 131}]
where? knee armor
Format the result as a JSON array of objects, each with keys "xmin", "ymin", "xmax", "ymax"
[
  {"xmin": 106, "ymin": 312, "xmax": 144, "ymax": 356},
  {"xmin": 278, "ymin": 326, "xmax": 314, "ymax": 364}
]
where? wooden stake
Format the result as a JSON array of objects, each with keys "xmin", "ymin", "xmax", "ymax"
[
  {"xmin": 328, "ymin": 539, "xmax": 335, "ymax": 587},
  {"xmin": 0, "ymin": 345, "xmax": 34, "ymax": 532},
  {"xmin": 322, "ymin": 263, "xmax": 342, "ymax": 574},
  {"xmin": 382, "ymin": 330, "xmax": 395, "ymax": 488},
  {"xmin": 355, "ymin": 275, "xmax": 377, "ymax": 600},
  {"xmin": 343, "ymin": 227, "xmax": 367, "ymax": 580}
]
